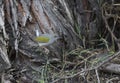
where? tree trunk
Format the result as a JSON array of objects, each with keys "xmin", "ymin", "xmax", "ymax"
[{"xmin": 2, "ymin": 0, "xmax": 120, "ymax": 83}]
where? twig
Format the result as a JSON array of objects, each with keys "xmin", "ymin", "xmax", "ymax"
[
  {"xmin": 51, "ymin": 67, "xmax": 95, "ymax": 83},
  {"xmin": 94, "ymin": 51, "xmax": 120, "ymax": 69},
  {"xmin": 106, "ymin": 77, "xmax": 119, "ymax": 83},
  {"xmin": 51, "ymin": 51, "xmax": 120, "ymax": 83},
  {"xmin": 102, "ymin": 5, "xmax": 120, "ymax": 50},
  {"xmin": 103, "ymin": 15, "xmax": 118, "ymax": 45},
  {"xmin": 95, "ymin": 69, "xmax": 100, "ymax": 83}
]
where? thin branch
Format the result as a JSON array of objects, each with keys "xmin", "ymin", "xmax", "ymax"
[
  {"xmin": 102, "ymin": 5, "xmax": 120, "ymax": 50},
  {"xmin": 51, "ymin": 51, "xmax": 120, "ymax": 83},
  {"xmin": 95, "ymin": 69, "xmax": 100, "ymax": 83}
]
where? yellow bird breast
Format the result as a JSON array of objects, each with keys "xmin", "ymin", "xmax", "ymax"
[{"xmin": 35, "ymin": 36, "xmax": 50, "ymax": 43}]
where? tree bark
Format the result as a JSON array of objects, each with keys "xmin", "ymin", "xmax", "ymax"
[{"xmin": 2, "ymin": 0, "xmax": 117, "ymax": 82}]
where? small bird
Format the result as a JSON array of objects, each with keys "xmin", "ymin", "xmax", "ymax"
[{"xmin": 34, "ymin": 33, "xmax": 59, "ymax": 46}]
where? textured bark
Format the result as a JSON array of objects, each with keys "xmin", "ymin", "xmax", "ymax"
[
  {"xmin": 101, "ymin": 63, "xmax": 120, "ymax": 74},
  {"xmin": 0, "ymin": 2, "xmax": 11, "ymax": 73},
  {"xmin": 0, "ymin": 0, "xmax": 108, "ymax": 82}
]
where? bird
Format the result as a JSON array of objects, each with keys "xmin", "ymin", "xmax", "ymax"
[
  {"xmin": 34, "ymin": 33, "xmax": 59, "ymax": 46},
  {"xmin": 34, "ymin": 29, "xmax": 59, "ymax": 54}
]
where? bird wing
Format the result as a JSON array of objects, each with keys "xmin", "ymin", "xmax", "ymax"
[{"xmin": 34, "ymin": 36, "xmax": 50, "ymax": 43}]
